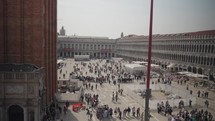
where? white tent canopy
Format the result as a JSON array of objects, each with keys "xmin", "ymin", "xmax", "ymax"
[
  {"xmin": 74, "ymin": 55, "xmax": 90, "ymax": 61},
  {"xmin": 145, "ymin": 64, "xmax": 160, "ymax": 68},
  {"xmin": 178, "ymin": 71, "xmax": 207, "ymax": 78},
  {"xmin": 186, "ymin": 73, "xmax": 207, "ymax": 78},
  {"xmin": 124, "ymin": 64, "xmax": 146, "ymax": 74},
  {"xmin": 178, "ymin": 71, "xmax": 191, "ymax": 75},
  {"xmin": 132, "ymin": 61, "xmax": 148, "ymax": 65},
  {"xmin": 57, "ymin": 59, "xmax": 63, "ymax": 64},
  {"xmin": 167, "ymin": 63, "xmax": 176, "ymax": 68}
]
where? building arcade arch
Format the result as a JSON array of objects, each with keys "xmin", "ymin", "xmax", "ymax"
[{"xmin": 8, "ymin": 105, "xmax": 24, "ymax": 121}]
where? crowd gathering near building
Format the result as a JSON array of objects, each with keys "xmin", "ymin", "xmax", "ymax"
[{"xmin": 57, "ymin": 54, "xmax": 214, "ymax": 121}]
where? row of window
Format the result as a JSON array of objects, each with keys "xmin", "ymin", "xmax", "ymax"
[
  {"xmin": 121, "ymin": 39, "xmax": 215, "ymax": 45},
  {"xmin": 153, "ymin": 53, "xmax": 215, "ymax": 66},
  {"xmin": 117, "ymin": 50, "xmax": 215, "ymax": 66},
  {"xmin": 152, "ymin": 44, "xmax": 215, "ymax": 53},
  {"xmin": 60, "ymin": 52, "xmax": 115, "ymax": 57},
  {"xmin": 60, "ymin": 43, "xmax": 115, "ymax": 50},
  {"xmin": 117, "ymin": 43, "xmax": 215, "ymax": 54}
]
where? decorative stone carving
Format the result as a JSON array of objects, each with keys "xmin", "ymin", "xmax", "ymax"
[
  {"xmin": 5, "ymin": 85, "xmax": 24, "ymax": 94},
  {"xmin": 28, "ymin": 85, "xmax": 35, "ymax": 95}
]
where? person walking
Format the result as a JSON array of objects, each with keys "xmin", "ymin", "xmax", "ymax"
[
  {"xmin": 190, "ymin": 90, "xmax": 193, "ymax": 95},
  {"xmin": 202, "ymin": 91, "xmax": 205, "ymax": 97},
  {"xmin": 112, "ymin": 92, "xmax": 115, "ymax": 102},
  {"xmin": 89, "ymin": 111, "xmax": 93, "ymax": 120},
  {"xmin": 127, "ymin": 107, "xmax": 131, "ymax": 116},
  {"xmin": 197, "ymin": 90, "xmax": 201, "ymax": 97},
  {"xmin": 63, "ymin": 105, "xmax": 67, "ymax": 115},
  {"xmin": 205, "ymin": 100, "xmax": 209, "ymax": 108},
  {"xmin": 136, "ymin": 107, "xmax": 140, "ymax": 117},
  {"xmin": 115, "ymin": 92, "xmax": 118, "ymax": 102},
  {"xmin": 65, "ymin": 101, "xmax": 69, "ymax": 108},
  {"xmin": 81, "ymin": 95, "xmax": 84, "ymax": 102},
  {"xmin": 109, "ymin": 108, "xmax": 113, "ymax": 117},
  {"xmin": 140, "ymin": 112, "xmax": 144, "ymax": 121},
  {"xmin": 189, "ymin": 99, "xmax": 192, "ymax": 107},
  {"xmin": 119, "ymin": 110, "xmax": 122, "ymax": 120},
  {"xmin": 114, "ymin": 107, "xmax": 118, "ymax": 116},
  {"xmin": 91, "ymin": 85, "xmax": 93, "ymax": 91},
  {"xmin": 132, "ymin": 107, "xmax": 136, "ymax": 117}
]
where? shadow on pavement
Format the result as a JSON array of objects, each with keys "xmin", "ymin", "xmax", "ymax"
[{"xmin": 61, "ymin": 110, "xmax": 80, "ymax": 121}]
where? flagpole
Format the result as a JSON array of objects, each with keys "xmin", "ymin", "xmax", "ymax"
[{"xmin": 144, "ymin": 0, "xmax": 154, "ymax": 121}]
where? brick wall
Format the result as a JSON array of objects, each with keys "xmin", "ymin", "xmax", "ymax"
[{"xmin": 0, "ymin": 0, "xmax": 57, "ymax": 104}]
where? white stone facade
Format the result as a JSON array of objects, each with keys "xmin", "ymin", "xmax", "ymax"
[
  {"xmin": 57, "ymin": 36, "xmax": 117, "ymax": 58},
  {"xmin": 116, "ymin": 30, "xmax": 215, "ymax": 81}
]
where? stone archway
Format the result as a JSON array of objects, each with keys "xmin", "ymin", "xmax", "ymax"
[
  {"xmin": 178, "ymin": 65, "xmax": 182, "ymax": 71},
  {"xmin": 188, "ymin": 66, "xmax": 192, "ymax": 72},
  {"xmin": 209, "ymin": 74, "xmax": 214, "ymax": 81},
  {"xmin": 198, "ymin": 68, "xmax": 203, "ymax": 74},
  {"xmin": 8, "ymin": 105, "xmax": 24, "ymax": 121},
  {"xmin": 193, "ymin": 67, "xmax": 197, "ymax": 74},
  {"xmin": 175, "ymin": 67, "xmax": 179, "ymax": 71}
]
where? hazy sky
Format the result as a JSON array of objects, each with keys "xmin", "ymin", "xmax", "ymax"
[{"xmin": 58, "ymin": 0, "xmax": 215, "ymax": 39}]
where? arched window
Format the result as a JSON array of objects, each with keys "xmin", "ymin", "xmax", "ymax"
[
  {"xmin": 204, "ymin": 57, "xmax": 207, "ymax": 65},
  {"xmin": 195, "ymin": 56, "xmax": 198, "ymax": 64},
  {"xmin": 205, "ymin": 45, "xmax": 208, "ymax": 53},
  {"xmin": 192, "ymin": 56, "xmax": 195, "ymax": 63},
  {"xmin": 197, "ymin": 56, "xmax": 200, "ymax": 64},
  {"xmin": 188, "ymin": 56, "xmax": 191, "ymax": 62},
  {"xmin": 198, "ymin": 45, "xmax": 201, "ymax": 52},
  {"xmin": 210, "ymin": 57, "xmax": 213, "ymax": 65},
  {"xmin": 202, "ymin": 45, "xmax": 204, "ymax": 53},
  {"xmin": 214, "ymin": 58, "xmax": 215, "ymax": 66},
  {"xmin": 207, "ymin": 57, "xmax": 210, "ymax": 65},
  {"xmin": 208, "ymin": 45, "xmax": 211, "ymax": 53},
  {"xmin": 211, "ymin": 45, "xmax": 214, "ymax": 53},
  {"xmin": 201, "ymin": 56, "xmax": 204, "ymax": 64}
]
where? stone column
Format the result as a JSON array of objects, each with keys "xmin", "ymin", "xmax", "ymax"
[
  {"xmin": 24, "ymin": 107, "xmax": 27, "ymax": 121},
  {"xmin": 0, "ymin": 107, "xmax": 2, "ymax": 121},
  {"xmin": 34, "ymin": 108, "xmax": 38, "ymax": 121}
]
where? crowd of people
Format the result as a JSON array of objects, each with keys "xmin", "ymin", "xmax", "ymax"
[
  {"xmin": 95, "ymin": 105, "xmax": 143, "ymax": 120},
  {"xmin": 56, "ymin": 58, "xmax": 214, "ymax": 121},
  {"xmin": 169, "ymin": 108, "xmax": 213, "ymax": 121},
  {"xmin": 84, "ymin": 93, "xmax": 99, "ymax": 108},
  {"xmin": 157, "ymin": 101, "xmax": 173, "ymax": 116}
]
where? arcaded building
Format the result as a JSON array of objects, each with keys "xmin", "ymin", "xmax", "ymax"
[
  {"xmin": 57, "ymin": 35, "xmax": 117, "ymax": 58},
  {"xmin": 116, "ymin": 30, "xmax": 215, "ymax": 81},
  {"xmin": 0, "ymin": 0, "xmax": 57, "ymax": 121}
]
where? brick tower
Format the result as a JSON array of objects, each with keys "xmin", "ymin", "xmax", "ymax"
[{"xmin": 0, "ymin": 0, "xmax": 57, "ymax": 104}]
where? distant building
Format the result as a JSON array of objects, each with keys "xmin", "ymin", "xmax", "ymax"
[
  {"xmin": 57, "ymin": 36, "xmax": 117, "ymax": 58},
  {"xmin": 60, "ymin": 26, "xmax": 66, "ymax": 36},
  {"xmin": 121, "ymin": 32, "xmax": 124, "ymax": 38},
  {"xmin": 116, "ymin": 30, "xmax": 215, "ymax": 81}
]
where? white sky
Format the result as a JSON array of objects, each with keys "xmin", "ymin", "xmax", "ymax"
[{"xmin": 58, "ymin": 0, "xmax": 215, "ymax": 39}]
